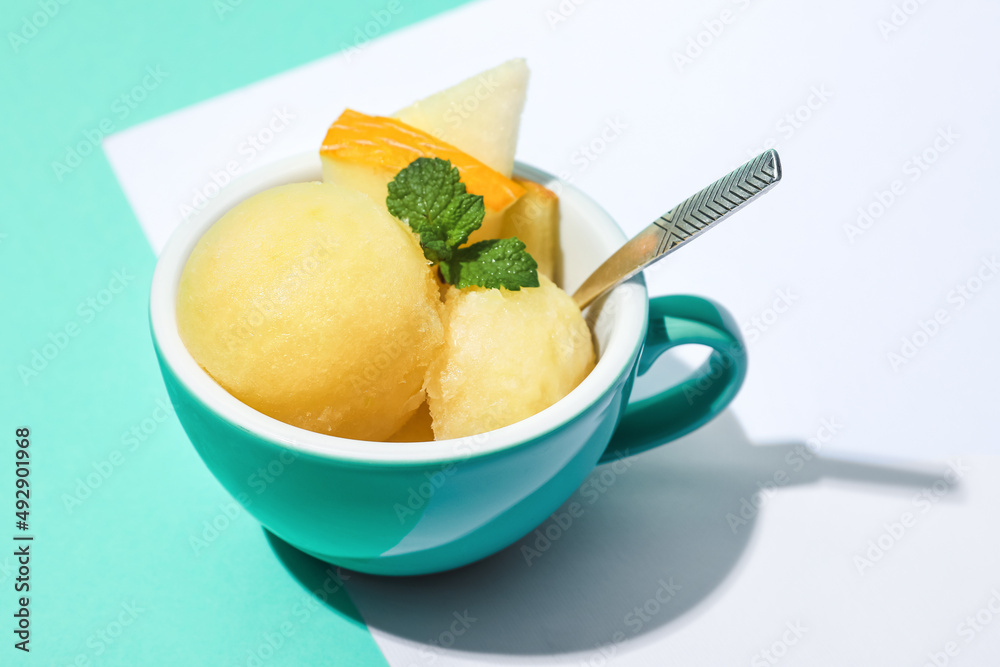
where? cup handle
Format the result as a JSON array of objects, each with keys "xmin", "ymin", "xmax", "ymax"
[{"xmin": 598, "ymin": 295, "xmax": 748, "ymax": 463}]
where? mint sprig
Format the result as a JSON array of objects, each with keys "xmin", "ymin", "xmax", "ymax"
[
  {"xmin": 385, "ymin": 157, "xmax": 484, "ymax": 263},
  {"xmin": 441, "ymin": 238, "xmax": 540, "ymax": 290},
  {"xmin": 386, "ymin": 157, "xmax": 539, "ymax": 290}
]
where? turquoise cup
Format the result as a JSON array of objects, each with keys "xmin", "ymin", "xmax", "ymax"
[{"xmin": 150, "ymin": 154, "xmax": 748, "ymax": 576}]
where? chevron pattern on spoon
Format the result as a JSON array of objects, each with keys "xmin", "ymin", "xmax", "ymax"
[{"xmin": 573, "ymin": 149, "xmax": 782, "ymax": 309}]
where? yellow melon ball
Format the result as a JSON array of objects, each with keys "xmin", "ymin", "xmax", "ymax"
[
  {"xmin": 176, "ymin": 182, "xmax": 444, "ymax": 441},
  {"xmin": 427, "ymin": 275, "xmax": 595, "ymax": 439},
  {"xmin": 500, "ymin": 178, "xmax": 559, "ymax": 281},
  {"xmin": 387, "ymin": 401, "xmax": 435, "ymax": 442}
]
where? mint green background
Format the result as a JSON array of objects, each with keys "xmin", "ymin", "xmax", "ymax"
[{"xmin": 0, "ymin": 1, "xmax": 469, "ymax": 663}]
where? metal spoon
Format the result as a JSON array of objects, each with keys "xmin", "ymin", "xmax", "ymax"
[{"xmin": 572, "ymin": 149, "xmax": 782, "ymax": 309}]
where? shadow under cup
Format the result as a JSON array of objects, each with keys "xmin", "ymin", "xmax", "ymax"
[{"xmin": 149, "ymin": 154, "xmax": 745, "ymax": 576}]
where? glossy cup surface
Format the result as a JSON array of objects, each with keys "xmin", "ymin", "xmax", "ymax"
[{"xmin": 150, "ymin": 154, "xmax": 647, "ymax": 575}]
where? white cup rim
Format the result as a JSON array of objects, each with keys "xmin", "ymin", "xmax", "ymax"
[{"xmin": 150, "ymin": 153, "xmax": 648, "ymax": 465}]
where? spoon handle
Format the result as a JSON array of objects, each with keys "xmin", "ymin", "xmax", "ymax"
[{"xmin": 572, "ymin": 149, "xmax": 782, "ymax": 309}]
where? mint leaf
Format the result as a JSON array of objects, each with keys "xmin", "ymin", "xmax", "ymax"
[
  {"xmin": 385, "ymin": 157, "xmax": 484, "ymax": 263},
  {"xmin": 440, "ymin": 238, "xmax": 540, "ymax": 290},
  {"xmin": 385, "ymin": 157, "xmax": 539, "ymax": 290}
]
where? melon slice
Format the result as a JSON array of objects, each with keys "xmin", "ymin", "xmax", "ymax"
[
  {"xmin": 500, "ymin": 178, "xmax": 560, "ymax": 282},
  {"xmin": 393, "ymin": 59, "xmax": 529, "ymax": 178},
  {"xmin": 321, "ymin": 109, "xmax": 524, "ymax": 212}
]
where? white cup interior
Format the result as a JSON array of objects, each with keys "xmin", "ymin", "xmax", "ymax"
[{"xmin": 150, "ymin": 153, "xmax": 647, "ymax": 464}]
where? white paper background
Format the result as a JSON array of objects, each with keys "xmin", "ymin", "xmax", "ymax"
[{"xmin": 105, "ymin": 0, "xmax": 1000, "ymax": 664}]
